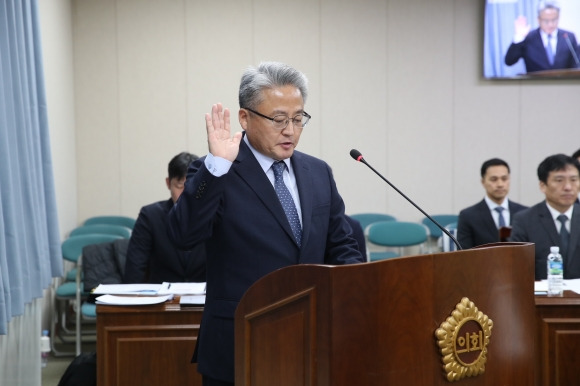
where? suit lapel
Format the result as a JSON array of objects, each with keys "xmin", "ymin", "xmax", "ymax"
[
  {"xmin": 291, "ymin": 153, "xmax": 310, "ymax": 251},
  {"xmin": 538, "ymin": 203, "xmax": 560, "ymax": 246},
  {"xmin": 476, "ymin": 200, "xmax": 497, "ymax": 240},
  {"xmin": 233, "ymin": 142, "xmax": 300, "ymax": 247},
  {"xmin": 531, "ymin": 29, "xmax": 551, "ymax": 68}
]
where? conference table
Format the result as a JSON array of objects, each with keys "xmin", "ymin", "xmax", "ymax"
[
  {"xmin": 535, "ymin": 289, "xmax": 580, "ymax": 386},
  {"xmin": 96, "ymin": 291, "xmax": 580, "ymax": 386},
  {"xmin": 96, "ymin": 297, "xmax": 202, "ymax": 386}
]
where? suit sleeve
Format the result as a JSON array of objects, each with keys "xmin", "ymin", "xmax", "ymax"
[
  {"xmin": 456, "ymin": 210, "xmax": 474, "ymax": 249},
  {"xmin": 168, "ymin": 158, "xmax": 223, "ymax": 250},
  {"xmin": 322, "ymin": 165, "xmax": 364, "ymax": 265},
  {"xmin": 123, "ymin": 207, "xmax": 153, "ymax": 283},
  {"xmin": 505, "ymin": 41, "xmax": 524, "ymax": 66},
  {"xmin": 508, "ymin": 211, "xmax": 528, "ymax": 242}
]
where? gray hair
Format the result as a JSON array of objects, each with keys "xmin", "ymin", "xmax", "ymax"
[
  {"xmin": 238, "ymin": 61, "xmax": 308, "ymax": 109},
  {"xmin": 538, "ymin": 1, "xmax": 560, "ymax": 15}
]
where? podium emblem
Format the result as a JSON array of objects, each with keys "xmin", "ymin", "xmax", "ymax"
[{"xmin": 435, "ymin": 297, "xmax": 493, "ymax": 382}]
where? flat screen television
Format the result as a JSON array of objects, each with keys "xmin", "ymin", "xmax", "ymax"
[{"xmin": 483, "ymin": 0, "xmax": 580, "ymax": 79}]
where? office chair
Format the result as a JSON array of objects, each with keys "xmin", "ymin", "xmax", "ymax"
[
  {"xmin": 367, "ymin": 221, "xmax": 428, "ymax": 261},
  {"xmin": 422, "ymin": 214, "xmax": 458, "ymax": 252},
  {"xmin": 83, "ymin": 215, "xmax": 136, "ymax": 230},
  {"xmin": 438, "ymin": 222, "xmax": 458, "ymax": 252},
  {"xmin": 349, "ymin": 213, "xmax": 397, "ymax": 233},
  {"xmin": 53, "ymin": 234, "xmax": 123, "ymax": 356}
]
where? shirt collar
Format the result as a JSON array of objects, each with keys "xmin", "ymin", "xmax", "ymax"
[{"xmin": 484, "ymin": 195, "xmax": 509, "ymax": 211}]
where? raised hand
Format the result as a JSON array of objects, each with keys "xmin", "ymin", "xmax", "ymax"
[
  {"xmin": 513, "ymin": 16, "xmax": 530, "ymax": 40},
  {"xmin": 205, "ymin": 103, "xmax": 243, "ymax": 162}
]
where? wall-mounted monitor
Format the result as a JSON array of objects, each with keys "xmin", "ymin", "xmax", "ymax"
[{"xmin": 484, "ymin": 0, "xmax": 580, "ymax": 79}]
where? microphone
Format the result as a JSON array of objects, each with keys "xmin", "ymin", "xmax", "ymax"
[
  {"xmin": 563, "ymin": 33, "xmax": 580, "ymax": 68},
  {"xmin": 350, "ymin": 149, "xmax": 462, "ymax": 251}
]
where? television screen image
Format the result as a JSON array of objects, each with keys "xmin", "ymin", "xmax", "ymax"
[{"xmin": 484, "ymin": 0, "xmax": 580, "ymax": 79}]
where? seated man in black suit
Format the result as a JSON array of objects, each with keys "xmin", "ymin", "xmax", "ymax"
[
  {"xmin": 457, "ymin": 158, "xmax": 527, "ymax": 249},
  {"xmin": 505, "ymin": 0, "xmax": 580, "ymax": 73},
  {"xmin": 123, "ymin": 152, "xmax": 206, "ymax": 283},
  {"xmin": 509, "ymin": 154, "xmax": 580, "ymax": 280}
]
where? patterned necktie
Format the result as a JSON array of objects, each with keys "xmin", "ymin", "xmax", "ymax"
[
  {"xmin": 546, "ymin": 34, "xmax": 555, "ymax": 66},
  {"xmin": 558, "ymin": 214, "xmax": 569, "ymax": 261},
  {"xmin": 272, "ymin": 161, "xmax": 302, "ymax": 246},
  {"xmin": 495, "ymin": 207, "xmax": 506, "ymax": 228}
]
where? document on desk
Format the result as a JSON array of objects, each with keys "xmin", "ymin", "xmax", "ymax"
[
  {"xmin": 95, "ymin": 294, "xmax": 173, "ymax": 305},
  {"xmin": 179, "ymin": 295, "xmax": 206, "ymax": 305},
  {"xmin": 92, "ymin": 283, "xmax": 162, "ymax": 295},
  {"xmin": 157, "ymin": 282, "xmax": 206, "ymax": 295},
  {"xmin": 535, "ymin": 279, "xmax": 580, "ymax": 295}
]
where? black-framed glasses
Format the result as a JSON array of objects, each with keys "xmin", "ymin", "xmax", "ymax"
[{"xmin": 244, "ymin": 107, "xmax": 311, "ymax": 130}]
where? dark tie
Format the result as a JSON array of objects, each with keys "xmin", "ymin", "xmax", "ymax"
[
  {"xmin": 558, "ymin": 214, "xmax": 569, "ymax": 261},
  {"xmin": 546, "ymin": 34, "xmax": 555, "ymax": 66},
  {"xmin": 272, "ymin": 161, "xmax": 302, "ymax": 246},
  {"xmin": 495, "ymin": 207, "xmax": 506, "ymax": 228}
]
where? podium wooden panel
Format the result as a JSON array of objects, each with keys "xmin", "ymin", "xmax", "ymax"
[
  {"xmin": 235, "ymin": 243, "xmax": 535, "ymax": 386},
  {"xmin": 535, "ymin": 290, "xmax": 580, "ymax": 386},
  {"xmin": 96, "ymin": 298, "xmax": 202, "ymax": 386}
]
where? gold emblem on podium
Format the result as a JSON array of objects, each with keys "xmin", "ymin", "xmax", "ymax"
[{"xmin": 435, "ymin": 297, "xmax": 493, "ymax": 382}]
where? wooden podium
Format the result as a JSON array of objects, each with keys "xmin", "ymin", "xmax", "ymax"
[{"xmin": 235, "ymin": 242, "xmax": 535, "ymax": 385}]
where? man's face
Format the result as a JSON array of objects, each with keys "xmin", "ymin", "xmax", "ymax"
[
  {"xmin": 166, "ymin": 176, "xmax": 186, "ymax": 203},
  {"xmin": 239, "ymin": 85, "xmax": 304, "ymax": 161},
  {"xmin": 482, "ymin": 165, "xmax": 510, "ymax": 204},
  {"xmin": 540, "ymin": 164, "xmax": 580, "ymax": 212},
  {"xmin": 538, "ymin": 8, "xmax": 559, "ymax": 35}
]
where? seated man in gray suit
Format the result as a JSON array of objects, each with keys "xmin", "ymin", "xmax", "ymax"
[
  {"xmin": 509, "ymin": 154, "xmax": 580, "ymax": 280},
  {"xmin": 457, "ymin": 158, "xmax": 527, "ymax": 249}
]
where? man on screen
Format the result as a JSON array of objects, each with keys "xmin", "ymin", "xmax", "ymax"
[{"xmin": 504, "ymin": 0, "xmax": 580, "ymax": 73}]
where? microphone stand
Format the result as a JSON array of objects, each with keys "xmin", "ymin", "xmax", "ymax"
[{"xmin": 350, "ymin": 149, "xmax": 462, "ymax": 251}]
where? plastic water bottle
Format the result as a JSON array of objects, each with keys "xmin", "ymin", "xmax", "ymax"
[
  {"xmin": 547, "ymin": 246, "xmax": 563, "ymax": 297},
  {"xmin": 40, "ymin": 330, "xmax": 50, "ymax": 368}
]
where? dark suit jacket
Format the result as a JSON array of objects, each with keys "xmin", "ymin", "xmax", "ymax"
[
  {"xmin": 457, "ymin": 199, "xmax": 528, "ymax": 249},
  {"xmin": 168, "ymin": 141, "xmax": 363, "ymax": 382},
  {"xmin": 505, "ymin": 28, "xmax": 579, "ymax": 73},
  {"xmin": 345, "ymin": 215, "xmax": 367, "ymax": 258},
  {"xmin": 509, "ymin": 201, "xmax": 580, "ymax": 280},
  {"xmin": 123, "ymin": 199, "xmax": 206, "ymax": 284}
]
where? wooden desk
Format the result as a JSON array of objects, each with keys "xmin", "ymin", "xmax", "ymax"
[
  {"xmin": 96, "ymin": 298, "xmax": 202, "ymax": 386},
  {"xmin": 535, "ymin": 290, "xmax": 580, "ymax": 386}
]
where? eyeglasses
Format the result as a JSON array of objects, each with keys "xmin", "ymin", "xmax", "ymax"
[{"xmin": 244, "ymin": 107, "xmax": 311, "ymax": 130}]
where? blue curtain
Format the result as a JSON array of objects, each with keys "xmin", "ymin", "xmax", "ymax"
[
  {"xmin": 484, "ymin": 0, "xmax": 536, "ymax": 78},
  {"xmin": 0, "ymin": 0, "xmax": 62, "ymax": 334}
]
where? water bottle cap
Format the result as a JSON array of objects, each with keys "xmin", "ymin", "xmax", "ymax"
[
  {"xmin": 550, "ymin": 246, "xmax": 559, "ymax": 253},
  {"xmin": 42, "ymin": 330, "xmax": 49, "ymax": 336}
]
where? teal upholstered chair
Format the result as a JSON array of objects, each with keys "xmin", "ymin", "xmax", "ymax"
[
  {"xmin": 349, "ymin": 213, "xmax": 397, "ymax": 233},
  {"xmin": 53, "ymin": 234, "xmax": 123, "ymax": 356},
  {"xmin": 367, "ymin": 221, "xmax": 428, "ymax": 261},
  {"xmin": 83, "ymin": 215, "xmax": 136, "ymax": 230}
]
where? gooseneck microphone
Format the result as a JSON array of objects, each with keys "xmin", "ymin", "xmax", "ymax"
[
  {"xmin": 350, "ymin": 149, "xmax": 462, "ymax": 251},
  {"xmin": 563, "ymin": 33, "xmax": 580, "ymax": 68}
]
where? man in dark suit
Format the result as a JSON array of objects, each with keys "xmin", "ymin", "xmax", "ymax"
[
  {"xmin": 123, "ymin": 152, "xmax": 206, "ymax": 283},
  {"xmin": 457, "ymin": 158, "xmax": 527, "ymax": 249},
  {"xmin": 510, "ymin": 154, "xmax": 580, "ymax": 280},
  {"xmin": 504, "ymin": 1, "xmax": 580, "ymax": 73},
  {"xmin": 168, "ymin": 62, "xmax": 363, "ymax": 386}
]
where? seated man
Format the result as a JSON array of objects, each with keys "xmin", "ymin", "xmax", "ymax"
[
  {"xmin": 457, "ymin": 158, "xmax": 527, "ymax": 249},
  {"xmin": 124, "ymin": 152, "xmax": 206, "ymax": 283},
  {"xmin": 509, "ymin": 154, "xmax": 580, "ymax": 280}
]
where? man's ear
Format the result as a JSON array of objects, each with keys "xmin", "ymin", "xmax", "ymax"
[
  {"xmin": 239, "ymin": 109, "xmax": 248, "ymax": 130},
  {"xmin": 165, "ymin": 177, "xmax": 171, "ymax": 190},
  {"xmin": 539, "ymin": 180, "xmax": 547, "ymax": 194}
]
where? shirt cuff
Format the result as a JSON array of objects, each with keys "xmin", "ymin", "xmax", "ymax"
[{"xmin": 204, "ymin": 153, "xmax": 232, "ymax": 177}]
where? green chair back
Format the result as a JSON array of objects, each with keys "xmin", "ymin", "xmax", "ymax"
[
  {"xmin": 83, "ymin": 215, "xmax": 136, "ymax": 230},
  {"xmin": 350, "ymin": 213, "xmax": 396, "ymax": 232},
  {"xmin": 422, "ymin": 214, "xmax": 458, "ymax": 238},
  {"xmin": 368, "ymin": 221, "xmax": 428, "ymax": 247},
  {"xmin": 62, "ymin": 234, "xmax": 124, "ymax": 263},
  {"xmin": 70, "ymin": 224, "xmax": 131, "ymax": 239}
]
